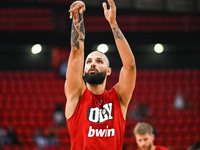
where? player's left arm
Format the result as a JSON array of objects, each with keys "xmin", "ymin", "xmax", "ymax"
[{"xmin": 103, "ymin": 0, "xmax": 136, "ymax": 116}]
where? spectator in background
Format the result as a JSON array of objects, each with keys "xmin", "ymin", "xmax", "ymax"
[
  {"xmin": 128, "ymin": 101, "xmax": 150, "ymax": 121},
  {"xmin": 35, "ymin": 146, "xmax": 45, "ymax": 150},
  {"xmin": 137, "ymin": 102, "xmax": 150, "ymax": 121},
  {"xmin": 0, "ymin": 126, "xmax": 7, "ymax": 145},
  {"xmin": 53, "ymin": 104, "xmax": 66, "ymax": 127},
  {"xmin": 33, "ymin": 127, "xmax": 48, "ymax": 147},
  {"xmin": 173, "ymin": 90, "xmax": 185, "ymax": 110},
  {"xmin": 0, "ymin": 144, "xmax": 3, "ymax": 150},
  {"xmin": 7, "ymin": 125, "xmax": 21, "ymax": 145},
  {"xmin": 191, "ymin": 140, "xmax": 200, "ymax": 150},
  {"xmin": 59, "ymin": 61, "xmax": 68, "ymax": 78},
  {"xmin": 127, "ymin": 101, "xmax": 138, "ymax": 120},
  {"xmin": 185, "ymin": 92, "xmax": 193, "ymax": 110},
  {"xmin": 46, "ymin": 127, "xmax": 59, "ymax": 146},
  {"xmin": 133, "ymin": 122, "xmax": 169, "ymax": 150}
]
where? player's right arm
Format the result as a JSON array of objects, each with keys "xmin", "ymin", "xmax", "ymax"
[{"xmin": 65, "ymin": 1, "xmax": 86, "ymax": 119}]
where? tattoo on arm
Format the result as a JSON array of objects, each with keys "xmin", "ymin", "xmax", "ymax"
[
  {"xmin": 112, "ymin": 27, "xmax": 124, "ymax": 40},
  {"xmin": 71, "ymin": 14, "xmax": 85, "ymax": 49}
]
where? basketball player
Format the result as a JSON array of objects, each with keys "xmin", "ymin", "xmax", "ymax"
[
  {"xmin": 134, "ymin": 122, "xmax": 169, "ymax": 150},
  {"xmin": 65, "ymin": 0, "xmax": 136, "ymax": 149}
]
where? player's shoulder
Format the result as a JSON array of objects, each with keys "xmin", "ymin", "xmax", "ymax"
[{"xmin": 155, "ymin": 145, "xmax": 169, "ymax": 150}]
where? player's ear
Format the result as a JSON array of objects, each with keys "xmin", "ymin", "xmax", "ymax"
[
  {"xmin": 107, "ymin": 67, "xmax": 112, "ymax": 76},
  {"xmin": 152, "ymin": 134, "xmax": 155, "ymax": 142},
  {"xmin": 83, "ymin": 65, "xmax": 86, "ymax": 76}
]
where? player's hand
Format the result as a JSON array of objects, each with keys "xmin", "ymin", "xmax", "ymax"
[
  {"xmin": 102, "ymin": 0, "xmax": 117, "ymax": 25},
  {"xmin": 69, "ymin": 1, "xmax": 86, "ymax": 22}
]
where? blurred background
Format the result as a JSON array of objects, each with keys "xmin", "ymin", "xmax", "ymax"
[{"xmin": 0, "ymin": 0, "xmax": 200, "ymax": 150}]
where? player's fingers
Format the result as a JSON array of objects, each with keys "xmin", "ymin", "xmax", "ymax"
[
  {"xmin": 69, "ymin": 3, "xmax": 77, "ymax": 19},
  {"xmin": 70, "ymin": 12, "xmax": 72, "ymax": 19},
  {"xmin": 107, "ymin": 0, "xmax": 112, "ymax": 7},
  {"xmin": 69, "ymin": 3, "xmax": 81, "ymax": 12},
  {"xmin": 80, "ymin": 4, "xmax": 86, "ymax": 13},
  {"xmin": 79, "ymin": 8, "xmax": 83, "ymax": 14},
  {"xmin": 108, "ymin": 0, "xmax": 116, "ymax": 10},
  {"xmin": 69, "ymin": 7, "xmax": 78, "ymax": 12},
  {"xmin": 69, "ymin": 1, "xmax": 85, "ymax": 20},
  {"xmin": 83, "ymin": 5, "xmax": 86, "ymax": 12},
  {"xmin": 69, "ymin": 2, "xmax": 76, "ymax": 12},
  {"xmin": 73, "ymin": 10, "xmax": 79, "ymax": 22},
  {"xmin": 102, "ymin": 2, "xmax": 108, "ymax": 11}
]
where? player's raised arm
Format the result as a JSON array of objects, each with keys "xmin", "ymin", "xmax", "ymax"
[
  {"xmin": 65, "ymin": 1, "xmax": 86, "ymax": 119},
  {"xmin": 103, "ymin": 0, "xmax": 136, "ymax": 117}
]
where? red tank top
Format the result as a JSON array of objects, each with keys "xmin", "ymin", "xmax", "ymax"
[
  {"xmin": 136, "ymin": 145, "xmax": 169, "ymax": 150},
  {"xmin": 155, "ymin": 146, "xmax": 169, "ymax": 150},
  {"xmin": 67, "ymin": 87, "xmax": 126, "ymax": 150}
]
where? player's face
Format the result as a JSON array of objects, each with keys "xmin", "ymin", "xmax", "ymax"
[
  {"xmin": 84, "ymin": 51, "xmax": 111, "ymax": 84},
  {"xmin": 135, "ymin": 133, "xmax": 154, "ymax": 150},
  {"xmin": 84, "ymin": 51, "xmax": 110, "ymax": 76}
]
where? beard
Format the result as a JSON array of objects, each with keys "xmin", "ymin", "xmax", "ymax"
[{"xmin": 83, "ymin": 70, "xmax": 106, "ymax": 84}]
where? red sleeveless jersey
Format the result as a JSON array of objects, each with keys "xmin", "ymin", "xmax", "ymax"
[
  {"xmin": 155, "ymin": 146, "xmax": 169, "ymax": 150},
  {"xmin": 67, "ymin": 87, "xmax": 126, "ymax": 150},
  {"xmin": 137, "ymin": 146, "xmax": 169, "ymax": 150}
]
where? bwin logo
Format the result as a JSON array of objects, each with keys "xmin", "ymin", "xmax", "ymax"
[{"xmin": 87, "ymin": 103, "xmax": 113, "ymax": 123}]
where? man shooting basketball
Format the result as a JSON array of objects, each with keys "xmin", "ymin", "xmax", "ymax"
[{"xmin": 65, "ymin": 0, "xmax": 136, "ymax": 149}]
